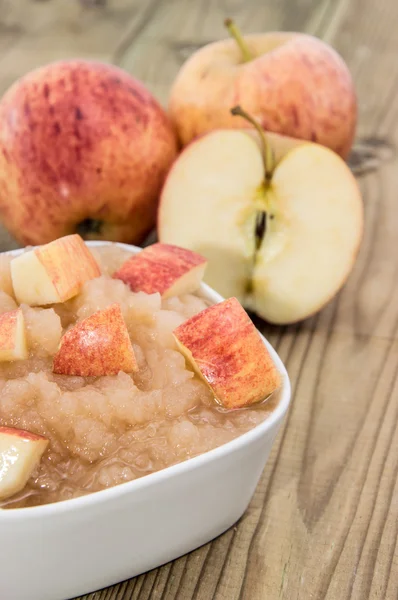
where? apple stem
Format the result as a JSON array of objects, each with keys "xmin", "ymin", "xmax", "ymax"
[
  {"xmin": 230, "ymin": 105, "xmax": 275, "ymax": 181},
  {"xmin": 224, "ymin": 18, "xmax": 253, "ymax": 62}
]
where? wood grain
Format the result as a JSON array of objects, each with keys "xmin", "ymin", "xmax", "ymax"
[{"xmin": 0, "ymin": 1, "xmax": 397, "ymax": 598}]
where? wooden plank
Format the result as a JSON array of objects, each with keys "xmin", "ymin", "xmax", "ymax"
[
  {"xmin": 0, "ymin": 1, "xmax": 396, "ymax": 599},
  {"xmin": 0, "ymin": 0, "xmax": 153, "ymax": 93}
]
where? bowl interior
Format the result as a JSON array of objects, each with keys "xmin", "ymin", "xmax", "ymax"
[{"xmin": 0, "ymin": 241, "xmax": 291, "ymax": 519}]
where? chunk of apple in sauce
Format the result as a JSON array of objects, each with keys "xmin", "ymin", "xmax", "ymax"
[
  {"xmin": 0, "ymin": 308, "xmax": 28, "ymax": 361},
  {"xmin": 113, "ymin": 243, "xmax": 207, "ymax": 298},
  {"xmin": 53, "ymin": 303, "xmax": 137, "ymax": 377},
  {"xmin": 0, "ymin": 426, "xmax": 48, "ymax": 501},
  {"xmin": 173, "ymin": 297, "xmax": 281, "ymax": 409},
  {"xmin": 11, "ymin": 234, "xmax": 101, "ymax": 306},
  {"xmin": 0, "ymin": 254, "xmax": 15, "ymax": 298}
]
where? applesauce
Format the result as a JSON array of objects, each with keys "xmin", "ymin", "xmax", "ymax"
[{"xmin": 0, "ymin": 245, "xmax": 279, "ymax": 509}]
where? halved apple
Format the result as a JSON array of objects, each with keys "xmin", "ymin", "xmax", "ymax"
[
  {"xmin": 0, "ymin": 308, "xmax": 28, "ymax": 361},
  {"xmin": 11, "ymin": 234, "xmax": 101, "ymax": 306},
  {"xmin": 53, "ymin": 303, "xmax": 137, "ymax": 377},
  {"xmin": 159, "ymin": 109, "xmax": 363, "ymax": 324},
  {"xmin": 173, "ymin": 297, "xmax": 281, "ymax": 409},
  {"xmin": 0, "ymin": 426, "xmax": 48, "ymax": 501},
  {"xmin": 113, "ymin": 243, "xmax": 207, "ymax": 298}
]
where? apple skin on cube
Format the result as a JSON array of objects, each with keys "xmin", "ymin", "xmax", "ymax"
[
  {"xmin": 11, "ymin": 234, "xmax": 101, "ymax": 306},
  {"xmin": 173, "ymin": 297, "xmax": 281, "ymax": 409},
  {"xmin": 0, "ymin": 426, "xmax": 48, "ymax": 501},
  {"xmin": 53, "ymin": 303, "xmax": 137, "ymax": 377},
  {"xmin": 113, "ymin": 243, "xmax": 207, "ymax": 298},
  {"xmin": 0, "ymin": 308, "xmax": 28, "ymax": 362}
]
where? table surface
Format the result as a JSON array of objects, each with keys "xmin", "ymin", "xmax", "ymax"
[{"xmin": 1, "ymin": 1, "xmax": 397, "ymax": 599}]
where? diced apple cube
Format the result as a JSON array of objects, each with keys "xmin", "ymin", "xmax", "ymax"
[
  {"xmin": 173, "ymin": 297, "xmax": 281, "ymax": 409},
  {"xmin": 0, "ymin": 426, "xmax": 48, "ymax": 500},
  {"xmin": 0, "ymin": 291, "xmax": 17, "ymax": 315},
  {"xmin": 0, "ymin": 308, "xmax": 28, "ymax": 362},
  {"xmin": 11, "ymin": 234, "xmax": 101, "ymax": 306},
  {"xmin": 53, "ymin": 303, "xmax": 137, "ymax": 377},
  {"xmin": 113, "ymin": 243, "xmax": 207, "ymax": 298}
]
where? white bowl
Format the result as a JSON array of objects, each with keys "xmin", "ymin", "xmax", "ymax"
[{"xmin": 0, "ymin": 242, "xmax": 291, "ymax": 600}]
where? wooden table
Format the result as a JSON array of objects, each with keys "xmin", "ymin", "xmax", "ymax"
[{"xmin": 1, "ymin": 1, "xmax": 397, "ymax": 598}]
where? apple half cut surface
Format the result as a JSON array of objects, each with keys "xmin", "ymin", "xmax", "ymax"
[
  {"xmin": 159, "ymin": 109, "xmax": 364, "ymax": 325},
  {"xmin": 0, "ymin": 426, "xmax": 48, "ymax": 500},
  {"xmin": 174, "ymin": 297, "xmax": 281, "ymax": 409},
  {"xmin": 113, "ymin": 243, "xmax": 207, "ymax": 298}
]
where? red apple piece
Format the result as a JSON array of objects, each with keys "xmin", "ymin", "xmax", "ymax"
[
  {"xmin": 53, "ymin": 303, "xmax": 137, "ymax": 377},
  {"xmin": 11, "ymin": 234, "xmax": 101, "ymax": 306},
  {"xmin": 0, "ymin": 308, "xmax": 28, "ymax": 361},
  {"xmin": 173, "ymin": 297, "xmax": 281, "ymax": 409},
  {"xmin": 113, "ymin": 243, "xmax": 207, "ymax": 298},
  {"xmin": 0, "ymin": 426, "xmax": 48, "ymax": 501}
]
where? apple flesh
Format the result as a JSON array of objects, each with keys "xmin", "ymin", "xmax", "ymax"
[
  {"xmin": 53, "ymin": 303, "xmax": 137, "ymax": 377},
  {"xmin": 169, "ymin": 30, "xmax": 356, "ymax": 158},
  {"xmin": 173, "ymin": 297, "xmax": 281, "ymax": 409},
  {"xmin": 0, "ymin": 426, "xmax": 48, "ymax": 501},
  {"xmin": 0, "ymin": 60, "xmax": 178, "ymax": 246},
  {"xmin": 113, "ymin": 243, "xmax": 207, "ymax": 298},
  {"xmin": 0, "ymin": 308, "xmax": 28, "ymax": 361},
  {"xmin": 11, "ymin": 234, "xmax": 101, "ymax": 306},
  {"xmin": 158, "ymin": 128, "xmax": 364, "ymax": 325}
]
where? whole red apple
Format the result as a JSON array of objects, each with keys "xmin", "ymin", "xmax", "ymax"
[
  {"xmin": 169, "ymin": 21, "xmax": 357, "ymax": 159},
  {"xmin": 0, "ymin": 60, "xmax": 178, "ymax": 245}
]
